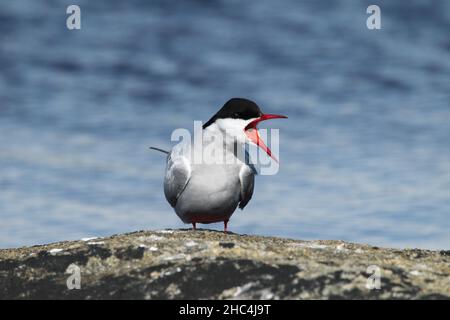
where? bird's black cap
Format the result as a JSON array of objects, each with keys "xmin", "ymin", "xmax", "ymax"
[{"xmin": 203, "ymin": 98, "xmax": 263, "ymax": 129}]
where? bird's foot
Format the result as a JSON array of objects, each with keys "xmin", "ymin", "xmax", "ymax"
[
  {"xmin": 192, "ymin": 222, "xmax": 196, "ymax": 231},
  {"xmin": 224, "ymin": 220, "xmax": 229, "ymax": 233}
]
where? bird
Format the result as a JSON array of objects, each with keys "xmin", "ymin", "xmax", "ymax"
[{"xmin": 151, "ymin": 98, "xmax": 287, "ymax": 232}]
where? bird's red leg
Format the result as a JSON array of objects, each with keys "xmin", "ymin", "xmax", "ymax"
[
  {"xmin": 224, "ymin": 220, "xmax": 229, "ymax": 233},
  {"xmin": 192, "ymin": 222, "xmax": 196, "ymax": 231}
]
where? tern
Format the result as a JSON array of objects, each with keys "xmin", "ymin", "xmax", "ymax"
[{"xmin": 151, "ymin": 98, "xmax": 287, "ymax": 232}]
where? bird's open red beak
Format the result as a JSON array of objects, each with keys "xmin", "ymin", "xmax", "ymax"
[{"xmin": 244, "ymin": 114, "xmax": 287, "ymax": 162}]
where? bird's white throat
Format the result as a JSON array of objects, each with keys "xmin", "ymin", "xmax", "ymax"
[{"xmin": 200, "ymin": 119, "xmax": 254, "ymax": 165}]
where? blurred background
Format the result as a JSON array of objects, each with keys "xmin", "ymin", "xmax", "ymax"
[{"xmin": 0, "ymin": 0, "xmax": 449, "ymax": 249}]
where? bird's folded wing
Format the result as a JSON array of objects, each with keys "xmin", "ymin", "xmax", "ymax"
[
  {"xmin": 164, "ymin": 154, "xmax": 191, "ymax": 207},
  {"xmin": 238, "ymin": 164, "xmax": 255, "ymax": 209}
]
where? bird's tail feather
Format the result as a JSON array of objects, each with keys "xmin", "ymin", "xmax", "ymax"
[{"xmin": 149, "ymin": 146, "xmax": 169, "ymax": 154}]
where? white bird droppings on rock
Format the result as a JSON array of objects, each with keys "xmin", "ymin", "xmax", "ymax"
[
  {"xmin": 140, "ymin": 235, "xmax": 165, "ymax": 242},
  {"xmin": 139, "ymin": 244, "xmax": 158, "ymax": 251},
  {"xmin": 335, "ymin": 244, "xmax": 349, "ymax": 252},
  {"xmin": 185, "ymin": 241, "xmax": 197, "ymax": 247},
  {"xmin": 293, "ymin": 243, "xmax": 328, "ymax": 249},
  {"xmin": 163, "ymin": 253, "xmax": 186, "ymax": 261},
  {"xmin": 156, "ymin": 229, "xmax": 174, "ymax": 234},
  {"xmin": 49, "ymin": 248, "xmax": 63, "ymax": 255},
  {"xmin": 81, "ymin": 237, "xmax": 98, "ymax": 242},
  {"xmin": 233, "ymin": 282, "xmax": 255, "ymax": 297}
]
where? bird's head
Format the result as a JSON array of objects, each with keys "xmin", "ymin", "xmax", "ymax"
[{"xmin": 203, "ymin": 98, "xmax": 287, "ymax": 162}]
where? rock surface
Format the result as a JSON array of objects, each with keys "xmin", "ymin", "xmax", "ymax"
[{"xmin": 0, "ymin": 229, "xmax": 449, "ymax": 299}]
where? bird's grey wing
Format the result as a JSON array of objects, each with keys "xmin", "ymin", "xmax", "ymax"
[
  {"xmin": 163, "ymin": 153, "xmax": 191, "ymax": 207},
  {"xmin": 238, "ymin": 164, "xmax": 255, "ymax": 209}
]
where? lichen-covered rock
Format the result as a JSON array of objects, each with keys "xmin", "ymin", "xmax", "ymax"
[{"xmin": 0, "ymin": 229, "xmax": 449, "ymax": 299}]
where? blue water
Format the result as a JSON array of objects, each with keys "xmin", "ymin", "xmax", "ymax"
[{"xmin": 1, "ymin": 0, "xmax": 449, "ymax": 249}]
